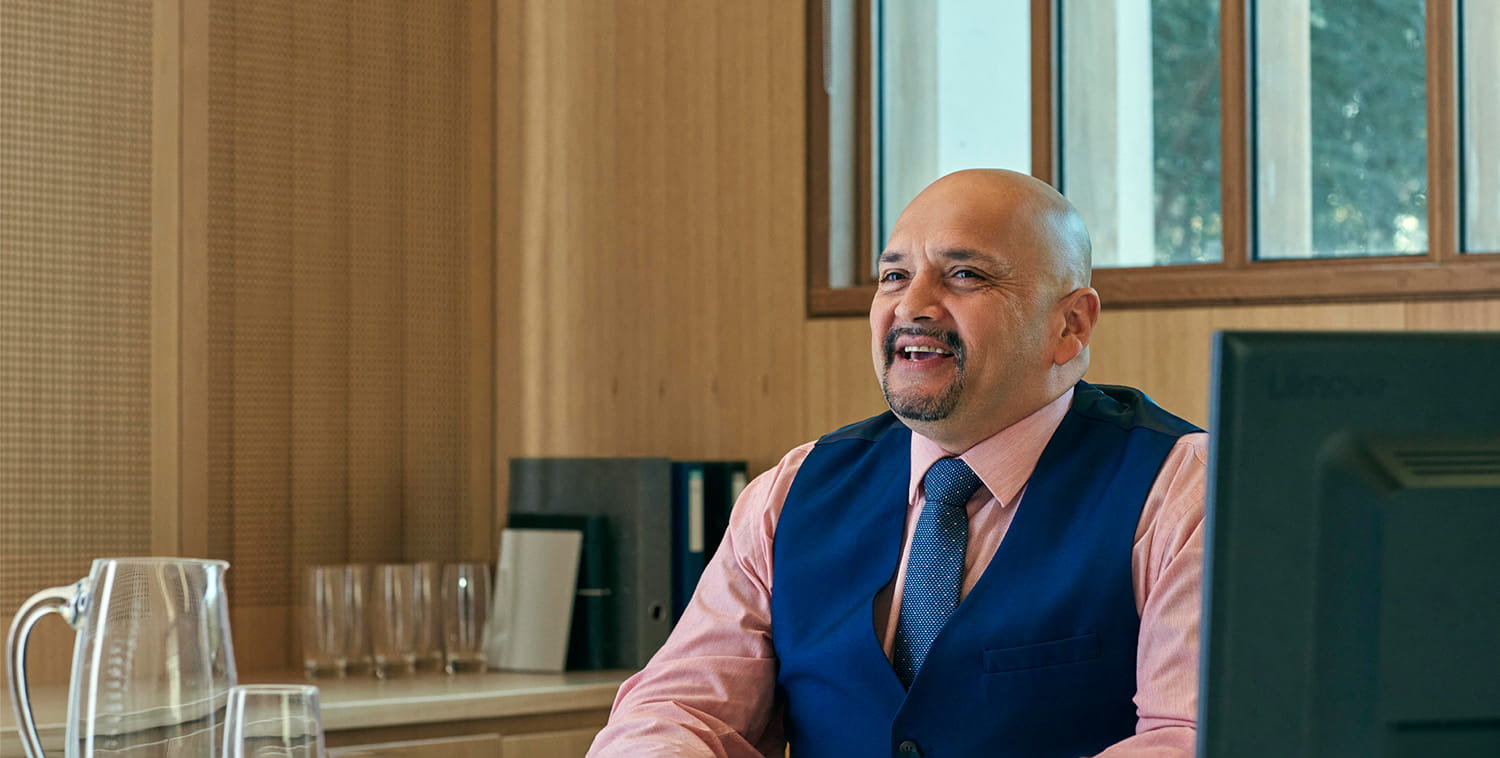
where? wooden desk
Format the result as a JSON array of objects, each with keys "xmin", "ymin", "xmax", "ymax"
[{"xmin": 2, "ymin": 670, "xmax": 629, "ymax": 757}]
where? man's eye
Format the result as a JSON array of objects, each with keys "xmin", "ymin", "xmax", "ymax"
[
  {"xmin": 953, "ymin": 269, "xmax": 978, "ymax": 279},
  {"xmin": 879, "ymin": 271, "xmax": 906, "ymax": 282}
]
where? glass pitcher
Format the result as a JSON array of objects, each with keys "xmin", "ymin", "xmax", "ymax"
[{"xmin": 6, "ymin": 557, "xmax": 239, "ymax": 757}]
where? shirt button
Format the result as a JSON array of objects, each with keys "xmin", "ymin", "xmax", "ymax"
[{"xmin": 897, "ymin": 740, "xmax": 921, "ymax": 757}]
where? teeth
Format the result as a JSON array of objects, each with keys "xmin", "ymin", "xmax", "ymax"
[{"xmin": 903, "ymin": 346, "xmax": 952, "ymax": 356}]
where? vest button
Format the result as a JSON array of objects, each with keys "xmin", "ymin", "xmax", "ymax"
[{"xmin": 897, "ymin": 740, "xmax": 921, "ymax": 756}]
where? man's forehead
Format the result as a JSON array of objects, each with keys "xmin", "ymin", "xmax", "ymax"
[
  {"xmin": 878, "ymin": 246, "xmax": 998, "ymax": 265},
  {"xmin": 888, "ymin": 195, "xmax": 1028, "ymax": 250},
  {"xmin": 883, "ymin": 170, "xmax": 1089, "ymax": 288}
]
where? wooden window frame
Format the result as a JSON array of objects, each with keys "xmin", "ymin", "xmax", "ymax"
[
  {"xmin": 806, "ymin": 0, "xmax": 1500, "ymax": 316},
  {"xmin": 806, "ymin": 0, "xmax": 874, "ymax": 314}
]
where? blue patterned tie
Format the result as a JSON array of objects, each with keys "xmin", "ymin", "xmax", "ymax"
[{"xmin": 892, "ymin": 457, "xmax": 984, "ymax": 688}]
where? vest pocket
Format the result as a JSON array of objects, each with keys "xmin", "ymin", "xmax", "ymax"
[{"xmin": 982, "ymin": 632, "xmax": 1101, "ymax": 674}]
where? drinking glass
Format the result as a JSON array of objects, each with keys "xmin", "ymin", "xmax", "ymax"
[
  {"xmin": 440, "ymin": 562, "xmax": 492, "ymax": 673},
  {"xmin": 343, "ymin": 564, "xmax": 373, "ymax": 676},
  {"xmin": 301, "ymin": 564, "xmax": 372, "ymax": 678},
  {"xmin": 301, "ymin": 566, "xmax": 351, "ymax": 678},
  {"xmin": 369, "ymin": 563, "xmax": 417, "ymax": 677},
  {"xmin": 221, "ymin": 684, "xmax": 326, "ymax": 758},
  {"xmin": 411, "ymin": 561, "xmax": 444, "ymax": 671}
]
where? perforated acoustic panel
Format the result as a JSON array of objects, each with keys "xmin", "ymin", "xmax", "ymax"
[
  {"xmin": 0, "ymin": 0, "xmax": 154, "ymax": 646},
  {"xmin": 206, "ymin": 0, "xmax": 476, "ymax": 652}
]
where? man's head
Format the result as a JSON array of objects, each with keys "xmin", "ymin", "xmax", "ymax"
[{"xmin": 870, "ymin": 169, "xmax": 1099, "ymax": 453}]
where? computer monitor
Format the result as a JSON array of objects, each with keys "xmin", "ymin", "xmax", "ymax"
[{"xmin": 1198, "ymin": 331, "xmax": 1500, "ymax": 758}]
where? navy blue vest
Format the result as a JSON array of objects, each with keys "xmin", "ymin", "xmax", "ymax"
[{"xmin": 771, "ymin": 383, "xmax": 1199, "ymax": 758}]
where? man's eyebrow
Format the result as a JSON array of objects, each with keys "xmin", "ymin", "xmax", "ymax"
[
  {"xmin": 878, "ymin": 248, "xmax": 982, "ymax": 263},
  {"xmin": 877, "ymin": 247, "xmax": 1015, "ymax": 273},
  {"xmin": 940, "ymin": 248, "xmax": 982, "ymax": 261}
]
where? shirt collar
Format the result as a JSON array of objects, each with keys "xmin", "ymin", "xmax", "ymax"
[{"xmin": 908, "ymin": 387, "xmax": 1075, "ymax": 508}]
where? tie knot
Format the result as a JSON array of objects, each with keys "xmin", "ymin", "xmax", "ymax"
[{"xmin": 923, "ymin": 458, "xmax": 983, "ymax": 508}]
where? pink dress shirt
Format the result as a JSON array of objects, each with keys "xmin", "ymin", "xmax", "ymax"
[{"xmin": 589, "ymin": 389, "xmax": 1209, "ymax": 757}]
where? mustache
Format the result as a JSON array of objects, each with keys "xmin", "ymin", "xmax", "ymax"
[{"xmin": 882, "ymin": 326, "xmax": 965, "ymax": 366}]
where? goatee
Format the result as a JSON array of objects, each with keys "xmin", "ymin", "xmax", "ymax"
[{"xmin": 880, "ymin": 326, "xmax": 966, "ymax": 422}]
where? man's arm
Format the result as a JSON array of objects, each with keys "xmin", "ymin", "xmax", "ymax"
[
  {"xmin": 587, "ymin": 446, "xmax": 811, "ymax": 758},
  {"xmin": 1095, "ymin": 433, "xmax": 1209, "ymax": 758}
]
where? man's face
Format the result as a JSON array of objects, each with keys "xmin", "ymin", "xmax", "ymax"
[{"xmin": 869, "ymin": 182, "xmax": 1066, "ymax": 449}]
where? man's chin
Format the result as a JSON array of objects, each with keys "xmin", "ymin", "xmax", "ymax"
[
  {"xmin": 885, "ymin": 390, "xmax": 961, "ymax": 424},
  {"xmin": 881, "ymin": 368, "xmax": 965, "ymax": 423}
]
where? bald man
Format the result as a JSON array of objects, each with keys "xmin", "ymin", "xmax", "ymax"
[{"xmin": 589, "ymin": 170, "xmax": 1207, "ymax": 757}]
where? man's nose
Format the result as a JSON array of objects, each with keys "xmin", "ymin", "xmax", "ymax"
[{"xmin": 894, "ymin": 271, "xmax": 945, "ymax": 322}]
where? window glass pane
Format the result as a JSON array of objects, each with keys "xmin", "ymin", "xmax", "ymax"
[
  {"xmin": 825, "ymin": 0, "xmax": 860, "ymax": 288},
  {"xmin": 1256, "ymin": 0, "xmax": 1427, "ymax": 259},
  {"xmin": 1061, "ymin": 0, "xmax": 1222, "ymax": 268},
  {"xmin": 1462, "ymin": 0, "xmax": 1500, "ymax": 253},
  {"xmin": 876, "ymin": 0, "xmax": 1030, "ymax": 252}
]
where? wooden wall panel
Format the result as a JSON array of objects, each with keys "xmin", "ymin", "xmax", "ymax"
[
  {"xmin": 1, "ymin": 0, "xmax": 156, "ymax": 687},
  {"xmin": 153, "ymin": 0, "xmax": 185, "ymax": 559},
  {"xmin": 466, "ymin": 0, "xmax": 498, "ymax": 563},
  {"xmin": 346, "ymin": 2, "xmax": 407, "ymax": 565},
  {"xmin": 289, "ymin": 0, "xmax": 352, "ymax": 580},
  {"xmin": 498, "ymin": 0, "xmax": 817, "ymax": 481},
  {"xmin": 222, "ymin": 0, "xmax": 297, "ymax": 660},
  {"xmin": 1087, "ymin": 306, "xmax": 1218, "ymax": 424},
  {"xmin": 206, "ymin": 0, "xmax": 489, "ymax": 672},
  {"xmin": 494, "ymin": 0, "xmax": 524, "ymax": 564},
  {"xmin": 401, "ymin": 0, "xmax": 473, "ymax": 562},
  {"xmin": 802, "ymin": 319, "xmax": 887, "ymax": 442},
  {"xmin": 1405, "ymin": 299, "xmax": 1500, "ymax": 331},
  {"xmin": 509, "ymin": 0, "xmax": 620, "ymax": 457}
]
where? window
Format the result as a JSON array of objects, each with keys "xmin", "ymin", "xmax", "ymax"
[
  {"xmin": 877, "ymin": 0, "xmax": 1033, "ymax": 253},
  {"xmin": 807, "ymin": 0, "xmax": 1500, "ymax": 315},
  {"xmin": 807, "ymin": 0, "xmax": 1036, "ymax": 313},
  {"xmin": 1253, "ymin": 0, "xmax": 1427, "ymax": 259},
  {"xmin": 1061, "ymin": 0, "xmax": 1223, "ymax": 267},
  {"xmin": 1462, "ymin": 0, "xmax": 1500, "ymax": 253}
]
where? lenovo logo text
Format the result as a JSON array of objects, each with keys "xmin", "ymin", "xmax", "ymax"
[{"xmin": 1267, "ymin": 372, "xmax": 1387, "ymax": 400}]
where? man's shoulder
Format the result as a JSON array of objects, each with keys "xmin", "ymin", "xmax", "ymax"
[
  {"xmin": 1073, "ymin": 382, "xmax": 1203, "ymax": 438},
  {"xmin": 752, "ymin": 413, "xmax": 908, "ymax": 508},
  {"xmin": 815, "ymin": 410, "xmax": 908, "ymax": 446}
]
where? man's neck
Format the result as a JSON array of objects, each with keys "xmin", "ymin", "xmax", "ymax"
[{"xmin": 901, "ymin": 384, "xmax": 1079, "ymax": 455}]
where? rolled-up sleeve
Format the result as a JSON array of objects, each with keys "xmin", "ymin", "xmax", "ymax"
[
  {"xmin": 1096, "ymin": 432, "xmax": 1209, "ymax": 757},
  {"xmin": 586, "ymin": 444, "xmax": 812, "ymax": 758}
]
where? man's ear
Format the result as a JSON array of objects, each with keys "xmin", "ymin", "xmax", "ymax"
[{"xmin": 1052, "ymin": 287, "xmax": 1100, "ymax": 366}]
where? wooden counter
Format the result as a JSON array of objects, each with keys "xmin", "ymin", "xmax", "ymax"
[{"xmin": 2, "ymin": 669, "xmax": 630, "ymax": 757}]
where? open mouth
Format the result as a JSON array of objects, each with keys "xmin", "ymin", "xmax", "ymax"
[
  {"xmin": 885, "ymin": 327, "xmax": 964, "ymax": 368},
  {"xmin": 900, "ymin": 345, "xmax": 955, "ymax": 362}
]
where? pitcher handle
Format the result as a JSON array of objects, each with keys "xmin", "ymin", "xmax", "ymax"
[{"xmin": 6, "ymin": 580, "xmax": 87, "ymax": 758}]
